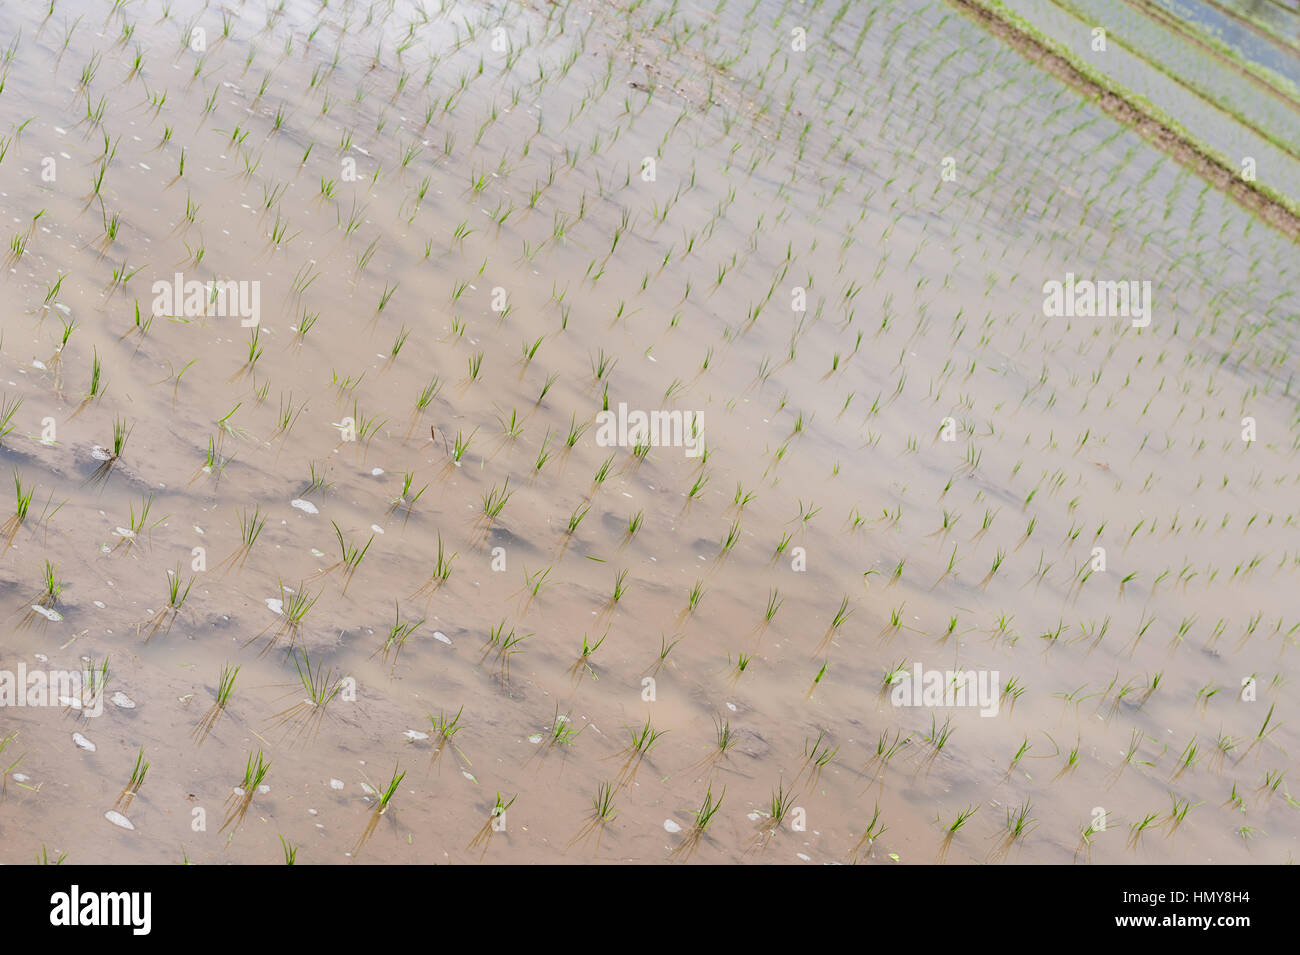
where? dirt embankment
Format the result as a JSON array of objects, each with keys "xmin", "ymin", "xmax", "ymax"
[{"xmin": 948, "ymin": 0, "xmax": 1300, "ymax": 243}]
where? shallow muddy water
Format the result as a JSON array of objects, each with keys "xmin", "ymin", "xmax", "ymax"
[{"xmin": 0, "ymin": 0, "xmax": 1296, "ymax": 865}]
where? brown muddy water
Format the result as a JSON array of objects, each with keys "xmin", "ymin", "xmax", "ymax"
[{"xmin": 0, "ymin": 0, "xmax": 1296, "ymax": 865}]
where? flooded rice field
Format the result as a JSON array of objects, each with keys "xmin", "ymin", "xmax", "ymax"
[{"xmin": 0, "ymin": 0, "xmax": 1296, "ymax": 865}]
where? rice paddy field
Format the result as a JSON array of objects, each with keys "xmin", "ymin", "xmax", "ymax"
[{"xmin": 0, "ymin": 0, "xmax": 1296, "ymax": 866}]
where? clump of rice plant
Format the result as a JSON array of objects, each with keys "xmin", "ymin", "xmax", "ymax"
[
  {"xmin": 938, "ymin": 805, "xmax": 979, "ymax": 862},
  {"xmin": 269, "ymin": 650, "xmax": 344, "ymax": 744},
  {"xmin": 218, "ymin": 505, "xmax": 266, "ymax": 571},
  {"xmin": 192, "ymin": 663, "xmax": 239, "ymax": 746},
  {"xmin": 1237, "ymin": 703, "xmax": 1282, "ymax": 762},
  {"xmin": 671, "ymin": 783, "xmax": 725, "ymax": 859},
  {"xmin": 567, "ymin": 782, "xmax": 618, "ymax": 853},
  {"xmin": 140, "ymin": 564, "xmax": 194, "ymax": 641},
  {"xmin": 36, "ymin": 844, "xmax": 67, "ymax": 865},
  {"xmin": 388, "ymin": 471, "xmax": 427, "ymax": 522},
  {"xmin": 0, "ymin": 395, "xmax": 22, "ymax": 447},
  {"xmin": 1, "ymin": 470, "xmax": 33, "ymax": 552},
  {"xmin": 111, "ymin": 494, "xmax": 164, "ymax": 555},
  {"xmin": 310, "ymin": 521, "xmax": 372, "ymax": 595},
  {"xmin": 72, "ymin": 657, "xmax": 110, "ymax": 717},
  {"xmin": 482, "ymin": 619, "xmax": 531, "ymax": 685},
  {"xmin": 252, "ymin": 581, "xmax": 320, "ymax": 654},
  {"xmin": 221, "ymin": 750, "xmax": 270, "ymax": 835},
  {"xmin": 28, "ymin": 559, "xmax": 65, "ymax": 621},
  {"xmin": 614, "ymin": 716, "xmax": 665, "ymax": 788},
  {"xmin": 1127, "ymin": 810, "xmax": 1161, "ymax": 849},
  {"xmin": 427, "ymin": 706, "xmax": 468, "ymax": 772},
  {"xmin": 645, "ymin": 632, "xmax": 682, "ymax": 678},
  {"xmin": 568, "ymin": 629, "xmax": 607, "ymax": 685},
  {"xmin": 415, "ymin": 531, "xmax": 456, "ymax": 595},
  {"xmin": 683, "ymin": 579, "xmax": 705, "ymax": 616},
  {"xmin": 607, "ymin": 568, "xmax": 629, "ymax": 607},
  {"xmin": 851, "ymin": 803, "xmax": 888, "ymax": 861},
  {"xmin": 1, "ymin": 731, "xmax": 24, "ymax": 796},
  {"xmin": 752, "ymin": 781, "xmax": 798, "ymax": 852},
  {"xmin": 354, "ymin": 765, "xmax": 406, "ymax": 856},
  {"xmin": 467, "ymin": 791, "xmax": 516, "ymax": 859},
  {"xmin": 114, "ymin": 747, "xmax": 149, "ymax": 810},
  {"xmin": 87, "ymin": 416, "xmax": 131, "ymax": 489},
  {"xmin": 993, "ymin": 799, "xmax": 1035, "ymax": 860},
  {"xmin": 541, "ymin": 706, "xmax": 584, "ymax": 756},
  {"xmin": 797, "ymin": 729, "xmax": 839, "ymax": 786},
  {"xmin": 712, "ymin": 715, "xmax": 737, "ymax": 762},
  {"xmin": 480, "ymin": 478, "xmax": 513, "ymax": 524},
  {"xmin": 375, "ymin": 602, "xmax": 424, "ymax": 662}
]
